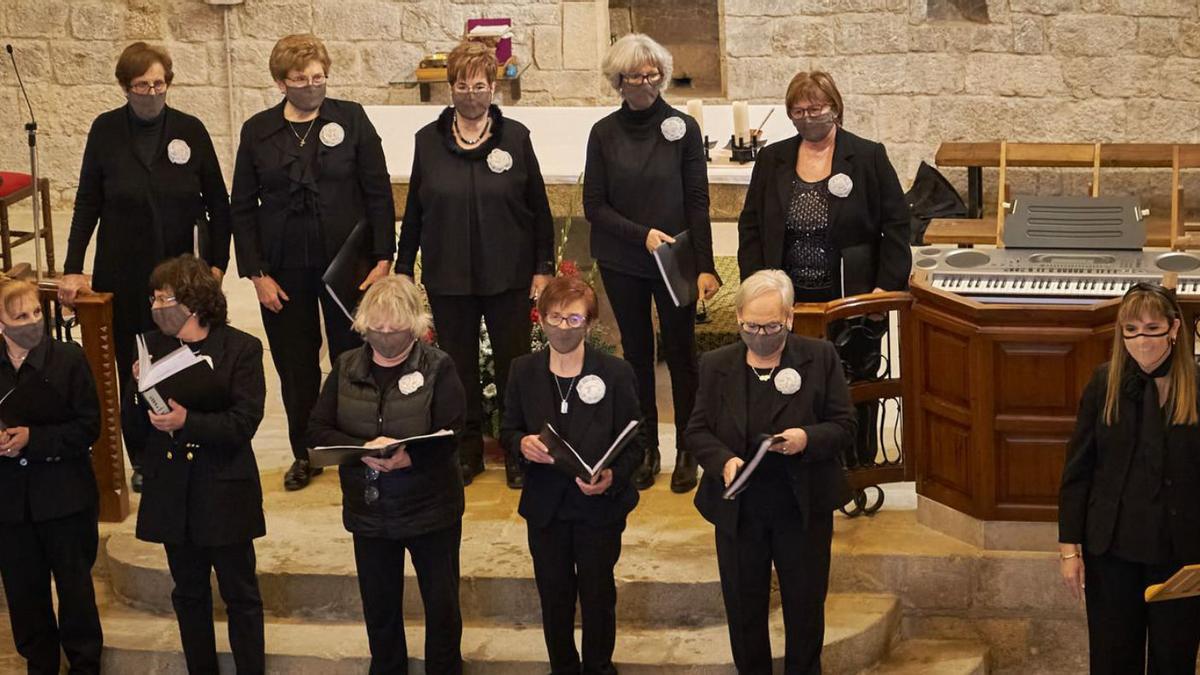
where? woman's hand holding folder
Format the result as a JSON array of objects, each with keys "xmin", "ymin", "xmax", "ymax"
[
  {"xmin": 520, "ymin": 434, "xmax": 555, "ymax": 464},
  {"xmin": 360, "ymin": 436, "xmax": 411, "ymax": 472},
  {"xmin": 148, "ymin": 399, "xmax": 187, "ymax": 432},
  {"xmin": 576, "ymin": 469, "xmax": 613, "ymax": 496}
]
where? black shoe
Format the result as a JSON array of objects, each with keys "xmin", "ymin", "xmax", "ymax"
[
  {"xmin": 284, "ymin": 459, "xmax": 322, "ymax": 491},
  {"xmin": 460, "ymin": 461, "xmax": 484, "ymax": 487},
  {"xmin": 670, "ymin": 450, "xmax": 698, "ymax": 493},
  {"xmin": 505, "ymin": 455, "xmax": 524, "ymax": 489},
  {"xmin": 632, "ymin": 447, "xmax": 661, "ymax": 491},
  {"xmin": 130, "ymin": 470, "xmax": 143, "ymax": 494}
]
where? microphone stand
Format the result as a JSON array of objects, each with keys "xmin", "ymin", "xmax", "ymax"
[{"xmin": 7, "ymin": 44, "xmax": 44, "ymax": 282}]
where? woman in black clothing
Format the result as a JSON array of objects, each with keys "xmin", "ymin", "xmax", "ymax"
[
  {"xmin": 0, "ymin": 279, "xmax": 103, "ymax": 675},
  {"xmin": 125, "ymin": 256, "xmax": 267, "ymax": 675},
  {"xmin": 501, "ymin": 276, "xmax": 645, "ymax": 674},
  {"xmin": 61, "ymin": 41, "xmax": 231, "ymax": 490},
  {"xmin": 308, "ymin": 275, "xmax": 467, "ymax": 675},
  {"xmin": 232, "ymin": 33, "xmax": 396, "ymax": 492},
  {"xmin": 685, "ymin": 270, "xmax": 854, "ymax": 675},
  {"xmin": 396, "ymin": 40, "xmax": 555, "ymax": 489},
  {"xmin": 584, "ymin": 33, "xmax": 720, "ymax": 494},
  {"xmin": 737, "ymin": 70, "xmax": 911, "ymax": 470},
  {"xmin": 1059, "ymin": 283, "xmax": 1200, "ymax": 675}
]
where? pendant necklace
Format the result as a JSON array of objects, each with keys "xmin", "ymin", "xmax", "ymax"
[
  {"xmin": 454, "ymin": 111, "xmax": 490, "ymax": 145},
  {"xmin": 554, "ymin": 374, "xmax": 577, "ymax": 414},
  {"xmin": 749, "ymin": 364, "xmax": 776, "ymax": 383},
  {"xmin": 289, "ymin": 119, "xmax": 316, "ymax": 147}
]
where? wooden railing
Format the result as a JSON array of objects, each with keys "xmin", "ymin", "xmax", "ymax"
[
  {"xmin": 793, "ymin": 291, "xmax": 916, "ymax": 516},
  {"xmin": 36, "ymin": 282, "xmax": 129, "ymax": 522}
]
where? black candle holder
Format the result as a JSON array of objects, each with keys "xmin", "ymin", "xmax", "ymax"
[
  {"xmin": 703, "ymin": 134, "xmax": 712, "ymax": 162},
  {"xmin": 730, "ymin": 134, "xmax": 760, "ymax": 164}
]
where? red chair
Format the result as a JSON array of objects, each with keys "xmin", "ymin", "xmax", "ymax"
[{"xmin": 0, "ymin": 171, "xmax": 55, "ymax": 275}]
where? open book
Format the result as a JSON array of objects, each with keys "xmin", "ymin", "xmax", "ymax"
[
  {"xmin": 136, "ymin": 335, "xmax": 216, "ymax": 415},
  {"xmin": 310, "ymin": 429, "xmax": 455, "ymax": 469},
  {"xmin": 723, "ymin": 435, "xmax": 785, "ymax": 500},
  {"xmin": 652, "ymin": 229, "xmax": 698, "ymax": 308},
  {"xmin": 1145, "ymin": 564, "xmax": 1200, "ymax": 603},
  {"xmin": 538, "ymin": 420, "xmax": 640, "ymax": 483}
]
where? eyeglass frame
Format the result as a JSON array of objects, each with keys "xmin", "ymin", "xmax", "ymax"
[
  {"xmin": 148, "ymin": 295, "xmax": 178, "ymax": 308},
  {"xmin": 452, "ymin": 83, "xmax": 492, "ymax": 94},
  {"xmin": 544, "ymin": 312, "xmax": 588, "ymax": 329},
  {"xmin": 740, "ymin": 321, "xmax": 786, "ymax": 336},
  {"xmin": 129, "ymin": 81, "xmax": 169, "ymax": 95},
  {"xmin": 621, "ymin": 71, "xmax": 663, "ymax": 86},
  {"xmin": 788, "ymin": 104, "xmax": 834, "ymax": 120},
  {"xmin": 284, "ymin": 74, "xmax": 328, "ymax": 88}
]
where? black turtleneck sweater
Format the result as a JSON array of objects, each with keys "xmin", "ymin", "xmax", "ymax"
[
  {"xmin": 583, "ymin": 95, "xmax": 716, "ymax": 280},
  {"xmin": 129, "ymin": 106, "xmax": 165, "ymax": 167}
]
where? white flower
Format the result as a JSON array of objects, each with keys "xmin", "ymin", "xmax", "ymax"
[
  {"xmin": 482, "ymin": 383, "xmax": 498, "ymax": 399},
  {"xmin": 487, "ymin": 148, "xmax": 513, "ymax": 173},
  {"xmin": 660, "ymin": 116, "xmax": 686, "ymax": 142},
  {"xmin": 398, "ymin": 371, "xmax": 425, "ymax": 395},
  {"xmin": 576, "ymin": 375, "xmax": 606, "ymax": 405},
  {"xmin": 774, "ymin": 368, "xmax": 801, "ymax": 395},
  {"xmin": 319, "ymin": 122, "xmax": 345, "ymax": 147},
  {"xmin": 828, "ymin": 173, "xmax": 853, "ymax": 198},
  {"xmin": 167, "ymin": 139, "xmax": 191, "ymax": 165}
]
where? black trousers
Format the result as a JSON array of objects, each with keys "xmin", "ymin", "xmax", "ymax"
[
  {"xmin": 599, "ymin": 267, "xmax": 698, "ymax": 455},
  {"xmin": 1084, "ymin": 551, "xmax": 1200, "ymax": 674},
  {"xmin": 527, "ymin": 518, "xmax": 625, "ymax": 675},
  {"xmin": 353, "ymin": 523, "xmax": 463, "ymax": 675},
  {"xmin": 0, "ymin": 508, "xmax": 102, "ymax": 675},
  {"xmin": 427, "ymin": 289, "xmax": 530, "ymax": 470},
  {"xmin": 715, "ymin": 510, "xmax": 834, "ymax": 675},
  {"xmin": 164, "ymin": 540, "xmax": 265, "ymax": 675},
  {"xmin": 260, "ymin": 267, "xmax": 361, "ymax": 461},
  {"xmin": 112, "ymin": 285, "xmax": 156, "ymax": 469}
]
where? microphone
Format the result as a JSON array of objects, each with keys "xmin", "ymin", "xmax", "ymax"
[{"xmin": 6, "ymin": 44, "xmax": 37, "ymax": 128}]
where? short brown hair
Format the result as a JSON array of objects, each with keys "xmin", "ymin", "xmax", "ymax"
[
  {"xmin": 785, "ymin": 70, "xmax": 844, "ymax": 125},
  {"xmin": 0, "ymin": 279, "xmax": 40, "ymax": 322},
  {"xmin": 446, "ymin": 40, "xmax": 497, "ymax": 85},
  {"xmin": 115, "ymin": 42, "xmax": 174, "ymax": 90},
  {"xmin": 149, "ymin": 256, "xmax": 227, "ymax": 327},
  {"xmin": 537, "ymin": 276, "xmax": 599, "ymax": 323},
  {"xmin": 269, "ymin": 34, "xmax": 331, "ymax": 82}
]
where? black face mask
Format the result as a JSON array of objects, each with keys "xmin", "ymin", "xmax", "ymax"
[
  {"xmin": 543, "ymin": 323, "xmax": 586, "ymax": 354},
  {"xmin": 366, "ymin": 330, "xmax": 415, "ymax": 360},
  {"xmin": 793, "ymin": 112, "xmax": 836, "ymax": 142},
  {"xmin": 127, "ymin": 92, "xmax": 166, "ymax": 121},
  {"xmin": 741, "ymin": 329, "xmax": 788, "ymax": 358},
  {"xmin": 3, "ymin": 321, "xmax": 44, "ymax": 351},
  {"xmin": 285, "ymin": 83, "xmax": 326, "ymax": 113},
  {"xmin": 451, "ymin": 90, "xmax": 491, "ymax": 121}
]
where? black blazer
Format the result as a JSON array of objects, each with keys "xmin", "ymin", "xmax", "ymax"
[
  {"xmin": 1059, "ymin": 364, "xmax": 1200, "ymax": 562},
  {"xmin": 0, "ymin": 340, "xmax": 100, "ymax": 524},
  {"xmin": 127, "ymin": 324, "xmax": 267, "ymax": 547},
  {"xmin": 66, "ymin": 105, "xmax": 232, "ymax": 290},
  {"xmin": 686, "ymin": 335, "xmax": 854, "ymax": 534},
  {"xmin": 500, "ymin": 346, "xmax": 645, "ymax": 528},
  {"xmin": 395, "ymin": 106, "xmax": 555, "ymax": 296},
  {"xmin": 231, "ymin": 98, "xmax": 396, "ymax": 277},
  {"xmin": 737, "ymin": 128, "xmax": 911, "ymax": 295}
]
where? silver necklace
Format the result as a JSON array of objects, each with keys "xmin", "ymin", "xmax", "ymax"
[
  {"xmin": 553, "ymin": 373, "xmax": 578, "ymax": 414},
  {"xmin": 288, "ymin": 119, "xmax": 316, "ymax": 147},
  {"xmin": 453, "ymin": 111, "xmax": 490, "ymax": 145},
  {"xmin": 749, "ymin": 364, "xmax": 776, "ymax": 382}
]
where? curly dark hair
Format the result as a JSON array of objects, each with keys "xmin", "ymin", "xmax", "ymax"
[{"xmin": 148, "ymin": 255, "xmax": 227, "ymax": 327}]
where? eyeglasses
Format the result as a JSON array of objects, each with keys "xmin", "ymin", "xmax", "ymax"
[
  {"xmin": 129, "ymin": 80, "xmax": 168, "ymax": 95},
  {"xmin": 621, "ymin": 72, "xmax": 663, "ymax": 86},
  {"xmin": 740, "ymin": 321, "xmax": 785, "ymax": 336},
  {"xmin": 285, "ymin": 74, "xmax": 327, "ymax": 87},
  {"xmin": 788, "ymin": 105, "xmax": 833, "ymax": 119},
  {"xmin": 452, "ymin": 84, "xmax": 491, "ymax": 94},
  {"xmin": 148, "ymin": 295, "xmax": 177, "ymax": 307},
  {"xmin": 545, "ymin": 312, "xmax": 587, "ymax": 329}
]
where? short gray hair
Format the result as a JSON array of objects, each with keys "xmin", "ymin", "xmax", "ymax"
[
  {"xmin": 735, "ymin": 270, "xmax": 795, "ymax": 319},
  {"xmin": 352, "ymin": 275, "xmax": 431, "ymax": 338},
  {"xmin": 601, "ymin": 33, "xmax": 673, "ymax": 93}
]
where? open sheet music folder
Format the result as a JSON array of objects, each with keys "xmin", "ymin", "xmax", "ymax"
[
  {"xmin": 538, "ymin": 420, "xmax": 640, "ymax": 483},
  {"xmin": 323, "ymin": 219, "xmax": 374, "ymax": 322},
  {"xmin": 0, "ymin": 376, "xmax": 69, "ymax": 429},
  {"xmin": 723, "ymin": 435, "xmax": 784, "ymax": 500},
  {"xmin": 310, "ymin": 429, "xmax": 455, "ymax": 469},
  {"xmin": 136, "ymin": 335, "xmax": 219, "ymax": 415},
  {"xmin": 652, "ymin": 230, "xmax": 698, "ymax": 308}
]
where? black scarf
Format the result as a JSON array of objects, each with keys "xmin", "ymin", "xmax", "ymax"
[{"xmin": 1127, "ymin": 350, "xmax": 1173, "ymax": 497}]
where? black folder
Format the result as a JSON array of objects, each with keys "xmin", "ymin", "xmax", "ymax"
[
  {"xmin": 143, "ymin": 361, "xmax": 227, "ymax": 414},
  {"xmin": 310, "ymin": 429, "xmax": 455, "ymax": 468},
  {"xmin": 538, "ymin": 420, "xmax": 640, "ymax": 483},
  {"xmin": 0, "ymin": 377, "xmax": 71, "ymax": 428},
  {"xmin": 723, "ymin": 434, "xmax": 785, "ymax": 500},
  {"xmin": 652, "ymin": 229, "xmax": 698, "ymax": 308},
  {"xmin": 322, "ymin": 219, "xmax": 374, "ymax": 322}
]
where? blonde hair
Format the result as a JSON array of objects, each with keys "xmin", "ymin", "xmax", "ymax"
[
  {"xmin": 447, "ymin": 40, "xmax": 497, "ymax": 85},
  {"xmin": 785, "ymin": 70, "xmax": 844, "ymax": 125},
  {"xmin": 601, "ymin": 33, "xmax": 673, "ymax": 93},
  {"xmin": 269, "ymin": 34, "xmax": 331, "ymax": 82},
  {"xmin": 735, "ymin": 270, "xmax": 794, "ymax": 321},
  {"xmin": 1104, "ymin": 286, "xmax": 1198, "ymax": 426},
  {"xmin": 352, "ymin": 276, "xmax": 431, "ymax": 337},
  {"xmin": 0, "ymin": 278, "xmax": 40, "ymax": 322}
]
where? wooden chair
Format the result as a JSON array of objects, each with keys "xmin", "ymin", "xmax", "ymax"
[
  {"xmin": 1170, "ymin": 145, "xmax": 1200, "ymax": 250},
  {"xmin": 0, "ymin": 171, "xmax": 56, "ymax": 274},
  {"xmin": 995, "ymin": 142, "xmax": 1101, "ymax": 246}
]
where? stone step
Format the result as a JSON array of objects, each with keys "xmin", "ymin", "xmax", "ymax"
[
  {"xmin": 98, "ymin": 592, "xmax": 900, "ymax": 674},
  {"xmin": 859, "ymin": 639, "xmax": 988, "ymax": 675}
]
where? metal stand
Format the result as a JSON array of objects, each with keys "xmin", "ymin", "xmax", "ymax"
[
  {"xmin": 730, "ymin": 134, "xmax": 760, "ymax": 164},
  {"xmin": 25, "ymin": 120, "xmax": 43, "ymax": 282}
]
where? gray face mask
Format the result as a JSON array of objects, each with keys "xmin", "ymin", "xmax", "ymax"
[
  {"xmin": 621, "ymin": 82, "xmax": 659, "ymax": 111},
  {"xmin": 793, "ymin": 112, "xmax": 836, "ymax": 142},
  {"xmin": 152, "ymin": 304, "xmax": 193, "ymax": 337},
  {"xmin": 543, "ymin": 323, "xmax": 586, "ymax": 354},
  {"xmin": 740, "ymin": 329, "xmax": 788, "ymax": 358},
  {"xmin": 285, "ymin": 83, "xmax": 326, "ymax": 113},
  {"xmin": 127, "ymin": 92, "xmax": 166, "ymax": 121},
  {"xmin": 451, "ymin": 90, "xmax": 491, "ymax": 121},
  {"xmin": 3, "ymin": 321, "xmax": 44, "ymax": 351},
  {"xmin": 367, "ymin": 330, "xmax": 415, "ymax": 360}
]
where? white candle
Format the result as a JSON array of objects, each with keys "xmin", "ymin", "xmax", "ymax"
[
  {"xmin": 687, "ymin": 99, "xmax": 704, "ymax": 137},
  {"xmin": 733, "ymin": 101, "xmax": 750, "ymax": 145}
]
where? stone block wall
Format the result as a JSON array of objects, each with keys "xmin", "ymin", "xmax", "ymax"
[{"xmin": 2, "ymin": 0, "xmax": 1199, "ymax": 216}]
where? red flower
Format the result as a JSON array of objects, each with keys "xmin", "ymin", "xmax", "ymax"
[
  {"xmin": 529, "ymin": 307, "xmax": 540, "ymax": 324},
  {"xmin": 559, "ymin": 259, "xmax": 580, "ymax": 277}
]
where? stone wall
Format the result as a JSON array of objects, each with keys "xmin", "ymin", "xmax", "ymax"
[{"xmin": 2, "ymin": 0, "xmax": 1199, "ymax": 214}]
